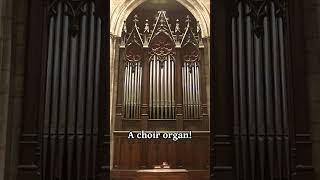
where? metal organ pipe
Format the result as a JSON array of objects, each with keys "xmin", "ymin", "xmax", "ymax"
[
  {"xmin": 232, "ymin": 12, "xmax": 240, "ymax": 179},
  {"xmin": 230, "ymin": 0, "xmax": 290, "ymax": 179},
  {"xmin": 245, "ymin": 4, "xmax": 257, "ymax": 180},
  {"xmin": 123, "ymin": 62, "xmax": 142, "ymax": 119},
  {"xmin": 43, "ymin": 1, "xmax": 103, "ymax": 179},
  {"xmin": 171, "ymin": 59, "xmax": 175, "ymax": 118},
  {"xmin": 160, "ymin": 61, "xmax": 164, "ymax": 118},
  {"xmin": 50, "ymin": 3, "xmax": 63, "ymax": 179},
  {"xmin": 278, "ymin": 13, "xmax": 290, "ymax": 177},
  {"xmin": 164, "ymin": 61, "xmax": 168, "ymax": 118},
  {"xmin": 123, "ymin": 64, "xmax": 128, "ymax": 118},
  {"xmin": 153, "ymin": 58, "xmax": 156, "ymax": 118},
  {"xmin": 271, "ymin": 2, "xmax": 284, "ymax": 178},
  {"xmin": 148, "ymin": 55, "xmax": 176, "ymax": 119},
  {"xmin": 43, "ymin": 15, "xmax": 55, "ymax": 180},
  {"xmin": 263, "ymin": 4, "xmax": 275, "ymax": 179},
  {"xmin": 149, "ymin": 60, "xmax": 153, "ymax": 118},
  {"xmin": 168, "ymin": 57, "xmax": 172, "ymax": 118},
  {"xmin": 129, "ymin": 65, "xmax": 132, "ymax": 118},
  {"xmin": 134, "ymin": 64, "xmax": 138, "ymax": 118},
  {"xmin": 196, "ymin": 64, "xmax": 200, "ymax": 118},
  {"xmin": 92, "ymin": 18, "xmax": 102, "ymax": 176},
  {"xmin": 138, "ymin": 64, "xmax": 142, "ymax": 118},
  {"xmin": 182, "ymin": 64, "xmax": 186, "ymax": 118}
]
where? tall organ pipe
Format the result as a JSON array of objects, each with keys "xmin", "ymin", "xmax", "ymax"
[
  {"xmin": 153, "ymin": 58, "xmax": 156, "ymax": 118},
  {"xmin": 237, "ymin": 2, "xmax": 248, "ymax": 178},
  {"xmin": 196, "ymin": 65, "xmax": 200, "ymax": 118},
  {"xmin": 263, "ymin": 4, "xmax": 275, "ymax": 179},
  {"xmin": 84, "ymin": 4, "xmax": 95, "ymax": 178},
  {"xmin": 57, "ymin": 5, "xmax": 70, "ymax": 178},
  {"xmin": 43, "ymin": 15, "xmax": 55, "ymax": 180},
  {"xmin": 92, "ymin": 17, "xmax": 102, "ymax": 176},
  {"xmin": 271, "ymin": 2, "xmax": 283, "ymax": 178},
  {"xmin": 164, "ymin": 61, "xmax": 168, "ymax": 118},
  {"xmin": 279, "ymin": 12, "xmax": 290, "ymax": 177},
  {"xmin": 76, "ymin": 4, "xmax": 88, "ymax": 179},
  {"xmin": 182, "ymin": 65, "xmax": 186, "ymax": 118},
  {"xmin": 168, "ymin": 58, "xmax": 172, "ymax": 118},
  {"xmin": 123, "ymin": 65, "xmax": 127, "ymax": 118},
  {"xmin": 133, "ymin": 64, "xmax": 137, "ymax": 118},
  {"xmin": 245, "ymin": 4, "xmax": 257, "ymax": 180},
  {"xmin": 232, "ymin": 11, "xmax": 240, "ymax": 179},
  {"xmin": 192, "ymin": 66, "xmax": 196, "ymax": 118},
  {"xmin": 255, "ymin": 31, "xmax": 266, "ymax": 180},
  {"xmin": 67, "ymin": 34, "xmax": 78, "ymax": 180},
  {"xmin": 160, "ymin": 61, "xmax": 164, "ymax": 118},
  {"xmin": 171, "ymin": 59, "xmax": 175, "ymax": 117},
  {"xmin": 51, "ymin": 3, "xmax": 62, "ymax": 179}
]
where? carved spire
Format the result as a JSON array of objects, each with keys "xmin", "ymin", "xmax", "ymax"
[
  {"xmin": 143, "ymin": 19, "xmax": 150, "ymax": 47},
  {"xmin": 133, "ymin": 14, "xmax": 139, "ymax": 26},
  {"xmin": 149, "ymin": 11, "xmax": 175, "ymax": 43},
  {"xmin": 174, "ymin": 19, "xmax": 182, "ymax": 46},
  {"xmin": 120, "ymin": 21, "xmax": 127, "ymax": 47},
  {"xmin": 123, "ymin": 10, "xmax": 201, "ymax": 49},
  {"xmin": 186, "ymin": 15, "xmax": 191, "ymax": 25},
  {"xmin": 197, "ymin": 21, "xmax": 204, "ymax": 47},
  {"xmin": 144, "ymin": 19, "xmax": 150, "ymax": 33}
]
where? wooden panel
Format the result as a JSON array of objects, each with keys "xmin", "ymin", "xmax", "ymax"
[
  {"xmin": 113, "ymin": 132, "xmax": 209, "ymax": 170},
  {"xmin": 111, "ymin": 170, "xmax": 209, "ymax": 180},
  {"xmin": 211, "ymin": 0, "xmax": 235, "ymax": 178},
  {"xmin": 136, "ymin": 170, "xmax": 189, "ymax": 180}
]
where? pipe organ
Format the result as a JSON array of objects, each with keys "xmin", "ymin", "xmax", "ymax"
[
  {"xmin": 117, "ymin": 11, "xmax": 208, "ymax": 130},
  {"xmin": 182, "ymin": 34, "xmax": 202, "ymax": 120},
  {"xmin": 149, "ymin": 33, "xmax": 176, "ymax": 119},
  {"xmin": 231, "ymin": 0, "xmax": 290, "ymax": 179},
  {"xmin": 43, "ymin": 1, "xmax": 103, "ymax": 179},
  {"xmin": 123, "ymin": 40, "xmax": 143, "ymax": 119}
]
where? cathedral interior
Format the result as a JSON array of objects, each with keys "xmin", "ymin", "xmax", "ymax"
[{"xmin": 0, "ymin": 0, "xmax": 320, "ymax": 180}]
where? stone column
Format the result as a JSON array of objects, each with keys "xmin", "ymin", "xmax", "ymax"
[
  {"xmin": 203, "ymin": 36, "xmax": 210, "ymax": 128},
  {"xmin": 0, "ymin": 0, "xmax": 13, "ymax": 179},
  {"xmin": 109, "ymin": 34, "xmax": 120, "ymax": 170}
]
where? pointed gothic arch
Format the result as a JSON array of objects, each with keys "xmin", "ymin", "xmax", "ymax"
[{"xmin": 110, "ymin": 0, "xmax": 210, "ymax": 37}]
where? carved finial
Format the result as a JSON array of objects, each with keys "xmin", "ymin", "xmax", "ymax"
[
  {"xmin": 197, "ymin": 21, "xmax": 201, "ymax": 33},
  {"xmin": 186, "ymin": 15, "xmax": 191, "ymax": 24},
  {"xmin": 144, "ymin": 19, "xmax": 150, "ymax": 33},
  {"xmin": 123, "ymin": 21, "xmax": 127, "ymax": 33},
  {"xmin": 175, "ymin": 19, "xmax": 181, "ymax": 33},
  {"xmin": 133, "ymin": 14, "xmax": 139, "ymax": 25}
]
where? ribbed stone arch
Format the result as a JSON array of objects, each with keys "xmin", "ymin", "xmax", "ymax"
[{"xmin": 110, "ymin": 0, "xmax": 210, "ymax": 38}]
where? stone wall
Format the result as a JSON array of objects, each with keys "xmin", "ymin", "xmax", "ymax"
[
  {"xmin": 303, "ymin": 0, "xmax": 320, "ymax": 179},
  {"xmin": 0, "ymin": 0, "xmax": 28, "ymax": 179},
  {"xmin": 0, "ymin": 0, "xmax": 14, "ymax": 179}
]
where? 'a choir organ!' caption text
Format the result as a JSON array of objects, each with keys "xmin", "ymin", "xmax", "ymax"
[{"xmin": 128, "ymin": 131, "xmax": 192, "ymax": 141}]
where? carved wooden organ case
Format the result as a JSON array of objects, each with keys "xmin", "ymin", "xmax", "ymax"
[{"xmin": 116, "ymin": 11, "xmax": 208, "ymax": 131}]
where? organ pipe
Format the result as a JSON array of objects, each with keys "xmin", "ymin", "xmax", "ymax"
[
  {"xmin": 231, "ymin": 13, "xmax": 240, "ymax": 179},
  {"xmin": 43, "ymin": 1, "xmax": 102, "ymax": 179},
  {"xmin": 231, "ymin": 0, "xmax": 290, "ymax": 179},
  {"xmin": 148, "ymin": 56, "xmax": 176, "ymax": 119},
  {"xmin": 171, "ymin": 59, "xmax": 175, "ymax": 118},
  {"xmin": 182, "ymin": 62, "xmax": 201, "ymax": 119},
  {"xmin": 123, "ymin": 62, "xmax": 142, "ymax": 119},
  {"xmin": 168, "ymin": 61, "xmax": 171, "ymax": 117}
]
